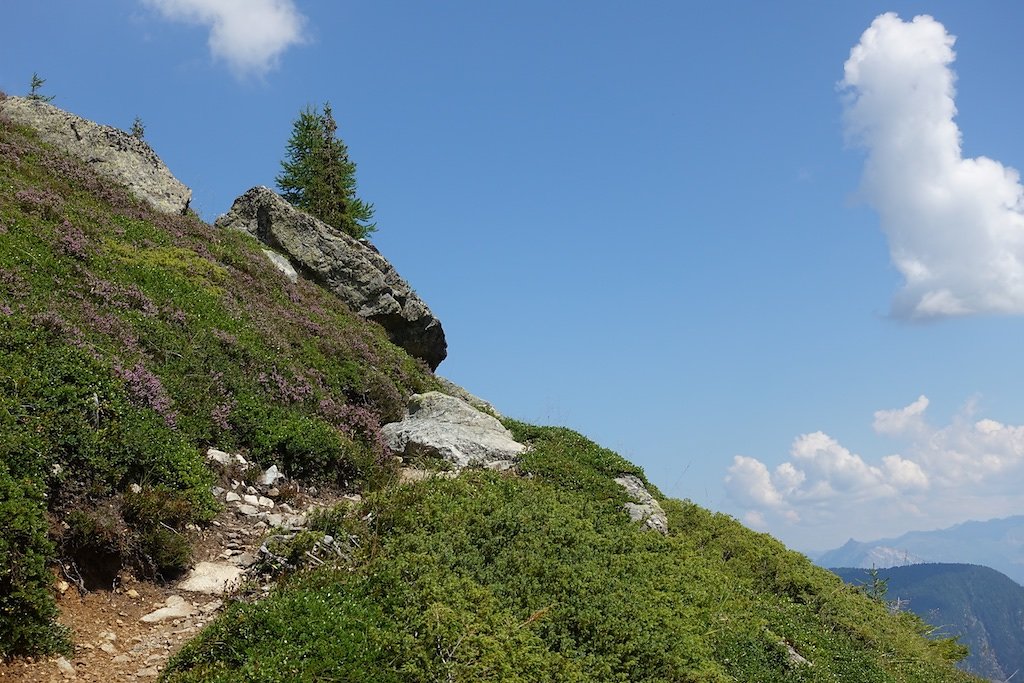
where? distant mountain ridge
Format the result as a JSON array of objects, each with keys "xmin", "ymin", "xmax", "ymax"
[
  {"xmin": 817, "ymin": 515, "xmax": 1024, "ymax": 586},
  {"xmin": 832, "ymin": 564, "xmax": 1024, "ymax": 681}
]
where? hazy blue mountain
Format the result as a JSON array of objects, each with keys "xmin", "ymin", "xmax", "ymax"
[
  {"xmin": 818, "ymin": 516, "xmax": 1024, "ymax": 586},
  {"xmin": 832, "ymin": 564, "xmax": 1024, "ymax": 681}
]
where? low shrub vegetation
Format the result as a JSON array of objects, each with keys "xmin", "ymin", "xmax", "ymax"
[
  {"xmin": 0, "ymin": 112, "xmax": 435, "ymax": 657},
  {"xmin": 165, "ymin": 426, "xmax": 976, "ymax": 682}
]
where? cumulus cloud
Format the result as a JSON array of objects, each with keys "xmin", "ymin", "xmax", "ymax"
[
  {"xmin": 841, "ymin": 13, "xmax": 1024, "ymax": 319},
  {"xmin": 725, "ymin": 395, "xmax": 1024, "ymax": 548},
  {"xmin": 143, "ymin": 0, "xmax": 307, "ymax": 76},
  {"xmin": 872, "ymin": 394, "xmax": 929, "ymax": 436}
]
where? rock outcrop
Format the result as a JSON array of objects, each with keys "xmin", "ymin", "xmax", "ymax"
[
  {"xmin": 614, "ymin": 474, "xmax": 669, "ymax": 535},
  {"xmin": 215, "ymin": 186, "xmax": 447, "ymax": 369},
  {"xmin": 435, "ymin": 376, "xmax": 502, "ymax": 418},
  {"xmin": 0, "ymin": 96, "xmax": 191, "ymax": 214},
  {"xmin": 382, "ymin": 392, "xmax": 526, "ymax": 470}
]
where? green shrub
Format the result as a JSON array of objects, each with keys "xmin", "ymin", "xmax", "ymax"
[
  {"xmin": 0, "ymin": 461, "xmax": 70, "ymax": 657},
  {"xmin": 167, "ymin": 431, "xmax": 976, "ymax": 682}
]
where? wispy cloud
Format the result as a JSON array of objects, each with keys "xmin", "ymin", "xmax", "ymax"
[
  {"xmin": 841, "ymin": 13, "xmax": 1024, "ymax": 319},
  {"xmin": 725, "ymin": 395, "xmax": 1024, "ymax": 545},
  {"xmin": 143, "ymin": 0, "xmax": 308, "ymax": 77}
]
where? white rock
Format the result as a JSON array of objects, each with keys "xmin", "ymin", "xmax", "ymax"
[
  {"xmin": 177, "ymin": 563, "xmax": 243, "ymax": 595},
  {"xmin": 206, "ymin": 448, "xmax": 233, "ymax": 465},
  {"xmin": 259, "ymin": 464, "xmax": 285, "ymax": 486},
  {"xmin": 140, "ymin": 596, "xmax": 194, "ymax": 623},
  {"xmin": 257, "ymin": 496, "xmax": 274, "ymax": 508},
  {"xmin": 225, "ymin": 492, "xmax": 241, "ymax": 503},
  {"xmin": 242, "ymin": 494, "xmax": 261, "ymax": 506},
  {"xmin": 262, "ymin": 249, "xmax": 298, "ymax": 283},
  {"xmin": 382, "ymin": 392, "xmax": 526, "ymax": 471},
  {"xmin": 614, "ymin": 475, "xmax": 669, "ymax": 535},
  {"xmin": 55, "ymin": 656, "xmax": 75, "ymax": 676}
]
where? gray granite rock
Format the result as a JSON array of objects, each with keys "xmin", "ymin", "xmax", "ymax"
[
  {"xmin": 215, "ymin": 186, "xmax": 447, "ymax": 369},
  {"xmin": 0, "ymin": 97, "xmax": 191, "ymax": 214},
  {"xmin": 382, "ymin": 392, "xmax": 526, "ymax": 470},
  {"xmin": 435, "ymin": 376, "xmax": 502, "ymax": 418},
  {"xmin": 614, "ymin": 474, "xmax": 669, "ymax": 535}
]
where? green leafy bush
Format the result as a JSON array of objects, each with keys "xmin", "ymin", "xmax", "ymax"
[
  {"xmin": 166, "ymin": 428, "xmax": 977, "ymax": 682},
  {"xmin": 0, "ymin": 461, "xmax": 70, "ymax": 658}
]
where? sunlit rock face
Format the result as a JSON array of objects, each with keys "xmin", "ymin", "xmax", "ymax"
[
  {"xmin": 216, "ymin": 186, "xmax": 447, "ymax": 370},
  {"xmin": 0, "ymin": 96, "xmax": 192, "ymax": 215}
]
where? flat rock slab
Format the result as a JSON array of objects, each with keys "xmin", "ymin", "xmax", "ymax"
[
  {"xmin": 383, "ymin": 392, "xmax": 526, "ymax": 470},
  {"xmin": 140, "ymin": 595, "xmax": 195, "ymax": 623},
  {"xmin": 176, "ymin": 562, "xmax": 243, "ymax": 594}
]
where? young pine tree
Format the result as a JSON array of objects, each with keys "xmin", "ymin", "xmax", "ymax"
[
  {"xmin": 276, "ymin": 103, "xmax": 375, "ymax": 239},
  {"xmin": 27, "ymin": 72, "xmax": 54, "ymax": 103}
]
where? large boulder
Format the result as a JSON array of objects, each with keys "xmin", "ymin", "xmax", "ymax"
[
  {"xmin": 382, "ymin": 392, "xmax": 526, "ymax": 470},
  {"xmin": 0, "ymin": 96, "xmax": 191, "ymax": 214},
  {"xmin": 435, "ymin": 376, "xmax": 502, "ymax": 418},
  {"xmin": 215, "ymin": 186, "xmax": 447, "ymax": 370}
]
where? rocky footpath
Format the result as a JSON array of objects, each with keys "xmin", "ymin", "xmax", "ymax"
[
  {"xmin": 1, "ymin": 450, "xmax": 357, "ymax": 682},
  {"xmin": 0, "ymin": 96, "xmax": 191, "ymax": 215},
  {"xmin": 215, "ymin": 186, "xmax": 447, "ymax": 370}
]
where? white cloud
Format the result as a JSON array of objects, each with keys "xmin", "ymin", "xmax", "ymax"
[
  {"xmin": 725, "ymin": 395, "xmax": 1024, "ymax": 548},
  {"xmin": 790, "ymin": 431, "xmax": 887, "ymax": 495},
  {"xmin": 872, "ymin": 394, "xmax": 928, "ymax": 436},
  {"xmin": 881, "ymin": 454, "xmax": 929, "ymax": 491},
  {"xmin": 724, "ymin": 456, "xmax": 783, "ymax": 508},
  {"xmin": 143, "ymin": 0, "xmax": 308, "ymax": 77},
  {"xmin": 841, "ymin": 13, "xmax": 1024, "ymax": 319}
]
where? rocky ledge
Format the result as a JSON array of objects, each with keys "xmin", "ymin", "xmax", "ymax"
[
  {"xmin": 0, "ymin": 96, "xmax": 192, "ymax": 215},
  {"xmin": 215, "ymin": 186, "xmax": 447, "ymax": 370}
]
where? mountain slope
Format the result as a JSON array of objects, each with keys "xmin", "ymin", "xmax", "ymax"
[
  {"xmin": 0, "ymin": 100, "xmax": 436, "ymax": 657},
  {"xmin": 832, "ymin": 564, "xmax": 1024, "ymax": 681},
  {"xmin": 819, "ymin": 517, "xmax": 1024, "ymax": 586},
  {"xmin": 0, "ymin": 100, "xmax": 982, "ymax": 681}
]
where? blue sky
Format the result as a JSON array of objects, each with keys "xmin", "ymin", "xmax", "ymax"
[{"xmin": 4, "ymin": 1, "xmax": 1024, "ymax": 554}]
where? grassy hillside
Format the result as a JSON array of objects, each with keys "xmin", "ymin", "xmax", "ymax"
[
  {"xmin": 0, "ymin": 105, "xmax": 436, "ymax": 656},
  {"xmin": 0, "ymin": 103, "xmax": 981, "ymax": 681},
  {"xmin": 834, "ymin": 564, "xmax": 1024, "ymax": 680}
]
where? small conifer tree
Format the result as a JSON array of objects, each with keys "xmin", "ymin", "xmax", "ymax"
[
  {"xmin": 27, "ymin": 73, "xmax": 54, "ymax": 103},
  {"xmin": 130, "ymin": 116, "xmax": 145, "ymax": 140},
  {"xmin": 277, "ymin": 103, "xmax": 375, "ymax": 239}
]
